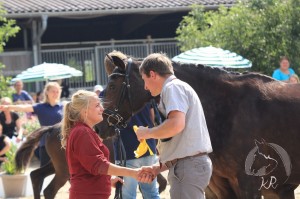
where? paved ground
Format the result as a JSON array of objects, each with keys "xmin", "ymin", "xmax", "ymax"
[
  {"xmin": 15, "ymin": 157, "xmax": 170, "ymax": 199},
  {"xmin": 14, "ymin": 158, "xmax": 300, "ymax": 199}
]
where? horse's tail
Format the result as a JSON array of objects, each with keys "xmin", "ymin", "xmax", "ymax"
[{"xmin": 15, "ymin": 126, "xmax": 52, "ymax": 172}]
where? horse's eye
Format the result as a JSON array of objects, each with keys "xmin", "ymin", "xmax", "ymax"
[{"xmin": 109, "ymin": 85, "xmax": 115, "ymax": 90}]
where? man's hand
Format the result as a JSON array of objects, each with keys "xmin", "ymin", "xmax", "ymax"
[
  {"xmin": 136, "ymin": 126, "xmax": 151, "ymax": 141},
  {"xmin": 138, "ymin": 165, "xmax": 160, "ymax": 183}
]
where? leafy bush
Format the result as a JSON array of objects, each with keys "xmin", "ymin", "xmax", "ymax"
[
  {"xmin": 0, "ymin": 63, "xmax": 14, "ymax": 99},
  {"xmin": 176, "ymin": 0, "xmax": 300, "ymax": 75},
  {"xmin": 0, "ymin": 6, "xmax": 20, "ymax": 99}
]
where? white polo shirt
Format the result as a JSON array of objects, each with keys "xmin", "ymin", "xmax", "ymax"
[{"xmin": 157, "ymin": 75, "xmax": 213, "ymax": 164}]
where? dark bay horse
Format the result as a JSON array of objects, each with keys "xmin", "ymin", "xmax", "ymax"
[
  {"xmin": 96, "ymin": 55, "xmax": 300, "ymax": 199},
  {"xmin": 15, "ymin": 123, "xmax": 68, "ymax": 199},
  {"xmin": 15, "ymin": 122, "xmax": 167, "ymax": 199}
]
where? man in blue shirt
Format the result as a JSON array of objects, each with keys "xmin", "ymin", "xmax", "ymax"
[{"xmin": 12, "ymin": 80, "xmax": 34, "ymax": 104}]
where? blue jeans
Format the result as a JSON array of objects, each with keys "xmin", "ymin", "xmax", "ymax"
[{"xmin": 116, "ymin": 155, "xmax": 160, "ymax": 199}]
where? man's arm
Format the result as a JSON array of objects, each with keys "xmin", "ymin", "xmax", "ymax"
[
  {"xmin": 24, "ymin": 91, "xmax": 34, "ymax": 104},
  {"xmin": 136, "ymin": 110, "xmax": 185, "ymax": 140}
]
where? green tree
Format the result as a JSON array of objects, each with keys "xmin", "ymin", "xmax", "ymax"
[
  {"xmin": 0, "ymin": 63, "xmax": 14, "ymax": 98},
  {"xmin": 176, "ymin": 0, "xmax": 300, "ymax": 75},
  {"xmin": 0, "ymin": 8, "xmax": 20, "ymax": 97}
]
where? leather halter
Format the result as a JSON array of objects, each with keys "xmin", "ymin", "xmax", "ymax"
[{"xmin": 103, "ymin": 58, "xmax": 133, "ymax": 129}]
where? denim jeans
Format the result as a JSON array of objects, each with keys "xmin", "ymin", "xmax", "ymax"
[
  {"xmin": 116, "ymin": 155, "xmax": 160, "ymax": 199},
  {"xmin": 168, "ymin": 155, "xmax": 212, "ymax": 199}
]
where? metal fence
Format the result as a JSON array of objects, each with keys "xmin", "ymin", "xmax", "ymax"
[
  {"xmin": 41, "ymin": 39, "xmax": 180, "ymax": 91},
  {"xmin": 41, "ymin": 47, "xmax": 96, "ymax": 89}
]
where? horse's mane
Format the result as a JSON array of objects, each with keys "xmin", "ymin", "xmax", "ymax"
[
  {"xmin": 175, "ymin": 62, "xmax": 275, "ymax": 83},
  {"xmin": 125, "ymin": 56, "xmax": 275, "ymax": 84}
]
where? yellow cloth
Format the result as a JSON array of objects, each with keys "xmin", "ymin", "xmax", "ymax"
[{"xmin": 133, "ymin": 125, "xmax": 154, "ymax": 158}]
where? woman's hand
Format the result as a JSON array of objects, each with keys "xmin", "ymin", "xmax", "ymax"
[
  {"xmin": 0, "ymin": 105, "xmax": 9, "ymax": 111},
  {"xmin": 137, "ymin": 166, "xmax": 157, "ymax": 183},
  {"xmin": 110, "ymin": 176, "xmax": 123, "ymax": 188}
]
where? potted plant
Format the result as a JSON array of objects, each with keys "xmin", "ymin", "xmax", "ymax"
[{"xmin": 1, "ymin": 143, "xmax": 27, "ymax": 198}]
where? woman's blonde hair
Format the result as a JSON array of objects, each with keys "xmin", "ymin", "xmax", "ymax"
[
  {"xmin": 43, "ymin": 82, "xmax": 62, "ymax": 104},
  {"xmin": 61, "ymin": 90, "xmax": 97, "ymax": 148},
  {"xmin": 0, "ymin": 97, "xmax": 12, "ymax": 105},
  {"xmin": 290, "ymin": 74, "xmax": 300, "ymax": 83}
]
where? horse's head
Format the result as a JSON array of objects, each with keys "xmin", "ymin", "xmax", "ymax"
[
  {"xmin": 95, "ymin": 56, "xmax": 152, "ymax": 139},
  {"xmin": 250, "ymin": 139, "xmax": 278, "ymax": 176}
]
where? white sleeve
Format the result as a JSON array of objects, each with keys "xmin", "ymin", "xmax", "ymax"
[{"xmin": 162, "ymin": 83, "xmax": 189, "ymax": 117}]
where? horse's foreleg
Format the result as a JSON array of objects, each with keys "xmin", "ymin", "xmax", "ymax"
[
  {"xmin": 157, "ymin": 173, "xmax": 167, "ymax": 193},
  {"xmin": 43, "ymin": 173, "xmax": 69, "ymax": 199},
  {"xmin": 44, "ymin": 144, "xmax": 69, "ymax": 199},
  {"xmin": 237, "ymin": 174, "xmax": 261, "ymax": 199},
  {"xmin": 30, "ymin": 162, "xmax": 55, "ymax": 199}
]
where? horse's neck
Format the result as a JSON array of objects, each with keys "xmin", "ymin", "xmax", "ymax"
[{"xmin": 174, "ymin": 66, "xmax": 232, "ymax": 100}]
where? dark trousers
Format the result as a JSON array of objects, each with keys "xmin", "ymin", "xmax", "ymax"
[{"xmin": 39, "ymin": 146, "xmax": 50, "ymax": 167}]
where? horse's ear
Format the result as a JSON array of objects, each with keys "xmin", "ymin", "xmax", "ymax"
[
  {"xmin": 261, "ymin": 138, "xmax": 266, "ymax": 144},
  {"xmin": 111, "ymin": 56, "xmax": 126, "ymax": 71},
  {"xmin": 254, "ymin": 139, "xmax": 262, "ymax": 147}
]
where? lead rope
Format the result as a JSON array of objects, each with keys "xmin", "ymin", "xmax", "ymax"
[{"xmin": 114, "ymin": 128, "xmax": 126, "ymax": 199}]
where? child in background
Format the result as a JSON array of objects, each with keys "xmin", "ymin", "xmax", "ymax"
[{"xmin": 289, "ymin": 74, "xmax": 299, "ymax": 84}]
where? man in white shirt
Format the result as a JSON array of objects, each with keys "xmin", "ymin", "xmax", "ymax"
[{"xmin": 136, "ymin": 53, "xmax": 213, "ymax": 199}]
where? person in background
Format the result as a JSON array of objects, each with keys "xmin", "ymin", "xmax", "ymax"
[
  {"xmin": 0, "ymin": 97, "xmax": 23, "ymax": 142},
  {"xmin": 0, "ymin": 82, "xmax": 63, "ymax": 167},
  {"xmin": 289, "ymin": 74, "xmax": 299, "ymax": 84},
  {"xmin": 137, "ymin": 53, "xmax": 213, "ymax": 199},
  {"xmin": 35, "ymin": 91, "xmax": 44, "ymax": 103},
  {"xmin": 104, "ymin": 51, "xmax": 160, "ymax": 199},
  {"xmin": 94, "ymin": 85, "xmax": 104, "ymax": 97},
  {"xmin": 61, "ymin": 90, "xmax": 152, "ymax": 199},
  {"xmin": 12, "ymin": 80, "xmax": 35, "ymax": 119},
  {"xmin": 30, "ymin": 92, "xmax": 37, "ymax": 103},
  {"xmin": 60, "ymin": 79, "xmax": 70, "ymax": 99},
  {"xmin": 12, "ymin": 80, "xmax": 34, "ymax": 104},
  {"xmin": 272, "ymin": 56, "xmax": 296, "ymax": 82},
  {"xmin": 0, "ymin": 124, "xmax": 11, "ymax": 166}
]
